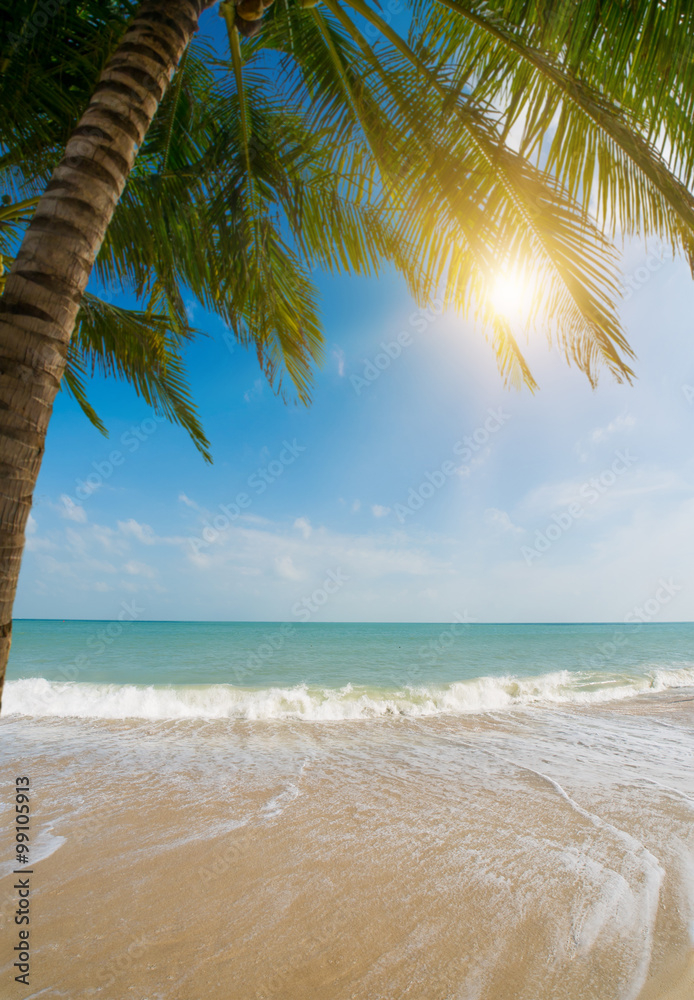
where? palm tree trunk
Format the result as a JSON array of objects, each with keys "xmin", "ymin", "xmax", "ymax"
[{"xmin": 0, "ymin": 0, "xmax": 211, "ymax": 710}]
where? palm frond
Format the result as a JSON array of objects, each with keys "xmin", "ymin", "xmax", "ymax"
[
  {"xmin": 69, "ymin": 293, "xmax": 211, "ymax": 461},
  {"xmin": 412, "ymin": 0, "xmax": 694, "ymax": 264}
]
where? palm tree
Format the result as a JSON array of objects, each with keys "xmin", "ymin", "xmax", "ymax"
[
  {"xmin": 409, "ymin": 0, "xmax": 694, "ymax": 266},
  {"xmin": 1, "ymin": 1, "xmax": 308, "ymax": 454},
  {"xmin": 0, "ymin": 0, "xmax": 692, "ymax": 704},
  {"xmin": 1, "ymin": 194, "xmax": 212, "ymax": 454},
  {"xmin": 1, "ymin": 0, "xmax": 418, "ymax": 431}
]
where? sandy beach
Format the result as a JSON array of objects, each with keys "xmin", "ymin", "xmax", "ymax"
[{"xmin": 2, "ymin": 690, "xmax": 693, "ymax": 999}]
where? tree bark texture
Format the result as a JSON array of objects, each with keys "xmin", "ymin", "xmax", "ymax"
[{"xmin": 0, "ymin": 0, "xmax": 211, "ymax": 709}]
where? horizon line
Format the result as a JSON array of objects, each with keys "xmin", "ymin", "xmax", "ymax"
[{"xmin": 12, "ymin": 618, "xmax": 694, "ymax": 626}]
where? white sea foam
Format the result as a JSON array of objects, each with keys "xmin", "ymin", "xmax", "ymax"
[
  {"xmin": 4, "ymin": 666, "xmax": 694, "ymax": 721},
  {"xmin": 262, "ymin": 783, "xmax": 301, "ymax": 819},
  {"xmin": 487, "ymin": 755, "xmax": 665, "ymax": 1000},
  {"xmin": 0, "ymin": 823, "xmax": 66, "ymax": 878}
]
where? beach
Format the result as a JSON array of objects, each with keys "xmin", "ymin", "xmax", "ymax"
[{"xmin": 1, "ymin": 623, "xmax": 694, "ymax": 998}]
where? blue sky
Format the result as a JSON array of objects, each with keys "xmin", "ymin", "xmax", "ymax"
[{"xmin": 17, "ymin": 232, "xmax": 694, "ymax": 623}]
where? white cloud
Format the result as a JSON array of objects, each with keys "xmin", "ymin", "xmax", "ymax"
[
  {"xmin": 275, "ymin": 555, "xmax": 304, "ymax": 581},
  {"xmin": 19, "ymin": 490, "xmax": 694, "ymax": 622},
  {"xmin": 333, "ymin": 347, "xmax": 345, "ymax": 377},
  {"xmin": 518, "ymin": 462, "xmax": 682, "ymax": 522},
  {"xmin": 24, "ymin": 516, "xmax": 57, "ymax": 553},
  {"xmin": 372, "ymin": 505, "xmax": 391, "ymax": 518},
  {"xmin": 294, "ymin": 517, "xmax": 312, "ymax": 539},
  {"xmin": 178, "ymin": 493, "xmax": 199, "ymax": 510},
  {"xmin": 573, "ymin": 413, "xmax": 637, "ymax": 461},
  {"xmin": 25, "ymin": 537, "xmax": 55, "ymax": 553},
  {"xmin": 123, "ymin": 560, "xmax": 156, "ymax": 578},
  {"xmin": 117, "ymin": 519, "xmax": 156, "ymax": 545},
  {"xmin": 484, "ymin": 508, "xmax": 523, "ymax": 535},
  {"xmin": 591, "ymin": 412, "xmax": 636, "ymax": 443},
  {"xmin": 59, "ymin": 495, "xmax": 87, "ymax": 523},
  {"xmin": 91, "ymin": 524, "xmax": 127, "ymax": 554}
]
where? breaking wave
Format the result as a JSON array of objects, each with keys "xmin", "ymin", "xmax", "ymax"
[{"xmin": 4, "ymin": 666, "xmax": 694, "ymax": 720}]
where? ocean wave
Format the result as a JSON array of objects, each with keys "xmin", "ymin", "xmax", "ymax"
[{"xmin": 4, "ymin": 667, "xmax": 694, "ymax": 721}]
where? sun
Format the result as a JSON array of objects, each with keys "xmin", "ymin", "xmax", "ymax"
[{"xmin": 491, "ymin": 270, "xmax": 530, "ymax": 320}]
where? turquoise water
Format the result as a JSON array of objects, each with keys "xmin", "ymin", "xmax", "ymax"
[
  {"xmin": 4, "ymin": 620, "xmax": 694, "ymax": 719},
  {"xmin": 3, "ymin": 622, "xmax": 694, "ymax": 992}
]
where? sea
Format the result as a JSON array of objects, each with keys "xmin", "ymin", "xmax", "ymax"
[
  {"xmin": 4, "ymin": 619, "xmax": 694, "ymax": 719},
  {"xmin": 1, "ymin": 620, "xmax": 693, "ymax": 999}
]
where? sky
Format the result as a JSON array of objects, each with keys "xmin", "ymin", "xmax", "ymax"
[{"xmin": 16, "ymin": 230, "xmax": 694, "ymax": 624}]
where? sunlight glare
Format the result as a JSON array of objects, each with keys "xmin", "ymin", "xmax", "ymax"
[{"xmin": 491, "ymin": 270, "xmax": 531, "ymax": 320}]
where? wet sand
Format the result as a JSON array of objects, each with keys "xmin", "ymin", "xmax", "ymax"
[{"xmin": 1, "ymin": 693, "xmax": 694, "ymax": 998}]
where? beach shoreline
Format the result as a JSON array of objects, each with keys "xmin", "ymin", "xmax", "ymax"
[{"xmin": 2, "ymin": 692, "xmax": 693, "ymax": 998}]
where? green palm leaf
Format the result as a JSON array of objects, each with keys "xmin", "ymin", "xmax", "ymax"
[{"xmin": 68, "ymin": 293, "xmax": 211, "ymax": 461}]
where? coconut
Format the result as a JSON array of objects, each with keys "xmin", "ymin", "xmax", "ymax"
[{"xmin": 236, "ymin": 0, "xmax": 264, "ymax": 20}]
